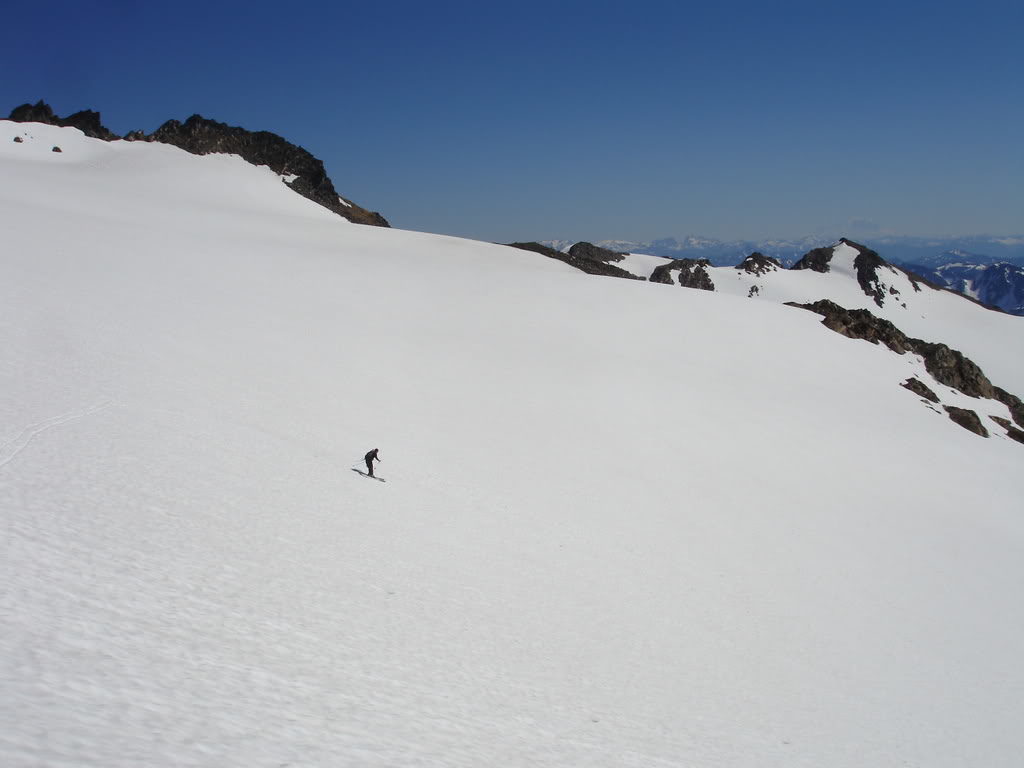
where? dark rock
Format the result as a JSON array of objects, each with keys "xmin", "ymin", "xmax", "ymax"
[
  {"xmin": 736, "ymin": 252, "xmax": 781, "ymax": 276},
  {"xmin": 901, "ymin": 378, "xmax": 939, "ymax": 403},
  {"xmin": 13, "ymin": 136, "xmax": 22, "ymax": 143},
  {"xmin": 839, "ymin": 238, "xmax": 890, "ymax": 308},
  {"xmin": 993, "ymin": 387, "xmax": 1024, "ymax": 429},
  {"xmin": 791, "ymin": 245, "xmax": 833, "ymax": 273},
  {"xmin": 786, "ymin": 299, "xmax": 1001, "ymax": 399},
  {"xmin": 784, "ymin": 299, "xmax": 913, "ymax": 353},
  {"xmin": 137, "ymin": 114, "xmax": 389, "ymax": 227},
  {"xmin": 913, "ymin": 340, "xmax": 995, "ymax": 400},
  {"xmin": 9, "ymin": 100, "xmax": 57, "ymax": 124},
  {"xmin": 649, "ymin": 258, "xmax": 715, "ymax": 290},
  {"xmin": 8, "ymin": 100, "xmax": 118, "ymax": 140},
  {"xmin": 943, "ymin": 406, "xmax": 988, "ymax": 437},
  {"xmin": 51, "ymin": 146, "xmax": 61, "ymax": 153},
  {"xmin": 505, "ymin": 242, "xmax": 642, "ymax": 280},
  {"xmin": 990, "ymin": 416, "xmax": 1024, "ymax": 444},
  {"xmin": 568, "ymin": 241, "xmax": 627, "ymax": 265},
  {"xmin": 61, "ymin": 109, "xmax": 119, "ymax": 141}
]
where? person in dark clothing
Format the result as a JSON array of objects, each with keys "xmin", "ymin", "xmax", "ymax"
[{"xmin": 364, "ymin": 448, "xmax": 381, "ymax": 477}]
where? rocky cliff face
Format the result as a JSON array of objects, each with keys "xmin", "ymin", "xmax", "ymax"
[{"xmin": 6, "ymin": 102, "xmax": 388, "ymax": 227}]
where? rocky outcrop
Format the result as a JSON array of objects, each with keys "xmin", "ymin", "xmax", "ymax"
[
  {"xmin": 505, "ymin": 242, "xmax": 642, "ymax": 280},
  {"xmin": 845, "ymin": 239, "xmax": 891, "ymax": 307},
  {"xmin": 650, "ymin": 258, "xmax": 715, "ymax": 290},
  {"xmin": 130, "ymin": 114, "xmax": 388, "ymax": 227},
  {"xmin": 8, "ymin": 100, "xmax": 118, "ymax": 140},
  {"xmin": 787, "ymin": 299, "xmax": 1022, "ymax": 441},
  {"xmin": 913, "ymin": 340, "xmax": 995, "ymax": 400},
  {"xmin": 993, "ymin": 387, "xmax": 1024, "ymax": 429},
  {"xmin": 790, "ymin": 244, "xmax": 833, "ymax": 273},
  {"xmin": 785, "ymin": 300, "xmax": 913, "ymax": 353},
  {"xmin": 901, "ymin": 377, "xmax": 939, "ymax": 403},
  {"xmin": 736, "ymin": 252, "xmax": 780, "ymax": 276},
  {"xmin": 7, "ymin": 102, "xmax": 388, "ymax": 227},
  {"xmin": 944, "ymin": 407, "xmax": 988, "ymax": 437},
  {"xmin": 567, "ymin": 241, "xmax": 627, "ymax": 265},
  {"xmin": 991, "ymin": 417, "xmax": 1024, "ymax": 444}
]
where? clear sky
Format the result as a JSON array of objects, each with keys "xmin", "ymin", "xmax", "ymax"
[{"xmin": 3, "ymin": 0, "xmax": 1021, "ymax": 243}]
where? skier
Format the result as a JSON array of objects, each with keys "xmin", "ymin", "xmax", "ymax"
[{"xmin": 364, "ymin": 448, "xmax": 381, "ymax": 478}]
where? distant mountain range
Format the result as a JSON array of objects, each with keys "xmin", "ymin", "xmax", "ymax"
[
  {"xmin": 541, "ymin": 237, "xmax": 1024, "ymax": 315},
  {"xmin": 541, "ymin": 235, "xmax": 1024, "ymax": 270},
  {"xmin": 903, "ymin": 258, "xmax": 1024, "ymax": 316}
]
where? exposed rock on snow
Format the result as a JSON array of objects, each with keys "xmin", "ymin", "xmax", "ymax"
[
  {"xmin": 6, "ymin": 101, "xmax": 388, "ymax": 227},
  {"xmin": 133, "ymin": 114, "xmax": 389, "ymax": 227},
  {"xmin": 993, "ymin": 387, "xmax": 1024, "ymax": 429},
  {"xmin": 790, "ymin": 243, "xmax": 834, "ymax": 274},
  {"xmin": 901, "ymin": 377, "xmax": 939, "ymax": 403},
  {"xmin": 944, "ymin": 406, "xmax": 989, "ymax": 437},
  {"xmin": 736, "ymin": 252, "xmax": 781, "ymax": 276},
  {"xmin": 9, "ymin": 100, "xmax": 119, "ymax": 140},
  {"xmin": 788, "ymin": 299, "xmax": 1022, "ymax": 439},
  {"xmin": 649, "ymin": 258, "xmax": 715, "ymax": 290},
  {"xmin": 990, "ymin": 416, "xmax": 1024, "ymax": 444},
  {"xmin": 786, "ymin": 300, "xmax": 914, "ymax": 353},
  {"xmin": 567, "ymin": 241, "xmax": 627, "ymax": 265},
  {"xmin": 505, "ymin": 241, "xmax": 643, "ymax": 279}
]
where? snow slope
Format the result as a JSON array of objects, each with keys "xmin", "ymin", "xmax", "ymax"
[
  {"xmin": 2, "ymin": 122, "xmax": 1023, "ymax": 768},
  {"xmin": 702, "ymin": 244, "xmax": 1024, "ymax": 394},
  {"xmin": 609, "ymin": 251, "xmax": 673, "ymax": 279}
]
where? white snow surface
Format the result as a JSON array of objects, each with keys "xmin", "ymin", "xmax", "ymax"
[
  {"xmin": 612, "ymin": 251, "xmax": 673, "ymax": 279},
  {"xmin": 2, "ymin": 123, "xmax": 1023, "ymax": 767}
]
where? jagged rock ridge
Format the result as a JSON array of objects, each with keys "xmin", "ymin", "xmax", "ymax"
[
  {"xmin": 9, "ymin": 101, "xmax": 119, "ymax": 141},
  {"xmin": 787, "ymin": 299, "xmax": 1024, "ymax": 441},
  {"xmin": 6, "ymin": 101, "xmax": 387, "ymax": 227}
]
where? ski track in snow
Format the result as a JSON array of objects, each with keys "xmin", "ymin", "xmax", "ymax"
[{"xmin": 0, "ymin": 401, "xmax": 111, "ymax": 471}]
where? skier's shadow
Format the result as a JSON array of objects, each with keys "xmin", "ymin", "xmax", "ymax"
[{"xmin": 351, "ymin": 468, "xmax": 385, "ymax": 482}]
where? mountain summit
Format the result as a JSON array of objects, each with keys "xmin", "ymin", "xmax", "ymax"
[{"xmin": 7, "ymin": 101, "xmax": 388, "ymax": 227}]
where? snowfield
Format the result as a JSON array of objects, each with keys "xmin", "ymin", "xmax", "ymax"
[{"xmin": 2, "ymin": 122, "xmax": 1023, "ymax": 767}]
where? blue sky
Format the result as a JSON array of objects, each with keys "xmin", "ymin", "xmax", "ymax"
[{"xmin": 3, "ymin": 0, "xmax": 1021, "ymax": 242}]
